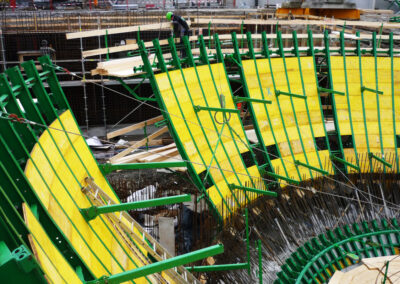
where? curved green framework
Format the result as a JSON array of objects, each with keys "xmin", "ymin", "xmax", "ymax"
[
  {"xmin": 0, "ymin": 56, "xmax": 205, "ymax": 284},
  {"xmin": 275, "ymin": 218, "xmax": 400, "ymax": 284},
  {"xmin": 139, "ymin": 34, "xmax": 274, "ymax": 224}
]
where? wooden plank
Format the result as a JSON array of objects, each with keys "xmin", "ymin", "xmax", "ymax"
[
  {"xmin": 193, "ymin": 18, "xmax": 400, "ymax": 29},
  {"xmin": 107, "ymin": 115, "xmax": 164, "ymax": 139},
  {"xmin": 113, "ymin": 143, "xmax": 176, "ymax": 164},
  {"xmin": 83, "ymin": 36, "xmax": 195, "ymax": 58},
  {"xmin": 139, "ymin": 148, "xmax": 179, "ymax": 163},
  {"xmin": 66, "ymin": 22, "xmax": 173, "ymax": 40},
  {"xmin": 110, "ymin": 126, "xmax": 168, "ymax": 162}
]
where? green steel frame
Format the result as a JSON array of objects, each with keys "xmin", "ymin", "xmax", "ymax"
[
  {"xmin": 0, "ymin": 56, "xmax": 206, "ymax": 284},
  {"xmin": 139, "ymin": 33, "xmax": 274, "ymax": 223},
  {"xmin": 275, "ymin": 218, "xmax": 400, "ymax": 284}
]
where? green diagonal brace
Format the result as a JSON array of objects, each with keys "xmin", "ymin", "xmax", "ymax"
[
  {"xmin": 87, "ymin": 244, "xmax": 224, "ymax": 284},
  {"xmin": 194, "ymin": 105, "xmax": 240, "ymax": 114},
  {"xmin": 361, "ymin": 86, "xmax": 383, "ymax": 95},
  {"xmin": 185, "ymin": 263, "xmax": 248, "ymax": 272},
  {"xmin": 368, "ymin": 153, "xmax": 392, "ymax": 168},
  {"xmin": 317, "ymin": 87, "xmax": 345, "ymax": 96},
  {"xmin": 275, "ymin": 90, "xmax": 307, "ymax": 100},
  {"xmin": 265, "ymin": 171, "xmax": 300, "ymax": 185},
  {"xmin": 294, "ymin": 160, "xmax": 329, "ymax": 176},
  {"xmin": 330, "ymin": 155, "xmax": 360, "ymax": 172},
  {"xmin": 233, "ymin": 96, "xmax": 272, "ymax": 104},
  {"xmin": 81, "ymin": 194, "xmax": 191, "ymax": 221},
  {"xmin": 229, "ymin": 184, "xmax": 278, "ymax": 197}
]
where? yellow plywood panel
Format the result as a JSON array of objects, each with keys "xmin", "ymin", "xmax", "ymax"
[
  {"xmin": 242, "ymin": 57, "xmax": 328, "ymax": 180},
  {"xmin": 25, "ymin": 111, "xmax": 155, "ymax": 283},
  {"xmin": 23, "ymin": 203, "xmax": 83, "ymax": 284},
  {"xmin": 59, "ymin": 111, "xmax": 118, "ymax": 203},
  {"xmin": 155, "ymin": 63, "xmax": 263, "ymax": 215},
  {"xmin": 330, "ymin": 56, "xmax": 400, "ymax": 165}
]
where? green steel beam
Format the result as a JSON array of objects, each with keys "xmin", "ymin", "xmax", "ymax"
[
  {"xmin": 361, "ymin": 86, "xmax": 383, "ymax": 95},
  {"xmin": 330, "ymin": 155, "xmax": 360, "ymax": 172},
  {"xmin": 81, "ymin": 194, "xmax": 191, "ymax": 221},
  {"xmin": 185, "ymin": 263, "xmax": 248, "ymax": 272},
  {"xmin": 275, "ymin": 90, "xmax": 307, "ymax": 100},
  {"xmin": 294, "ymin": 160, "xmax": 329, "ymax": 176},
  {"xmin": 317, "ymin": 87, "xmax": 345, "ymax": 96},
  {"xmin": 193, "ymin": 105, "xmax": 240, "ymax": 114},
  {"xmin": 264, "ymin": 171, "xmax": 300, "ymax": 185},
  {"xmin": 368, "ymin": 153, "xmax": 392, "ymax": 168},
  {"xmin": 229, "ymin": 184, "xmax": 278, "ymax": 197},
  {"xmin": 86, "ymin": 244, "xmax": 224, "ymax": 284},
  {"xmin": 99, "ymin": 162, "xmax": 187, "ymax": 175},
  {"xmin": 233, "ymin": 96, "xmax": 272, "ymax": 104}
]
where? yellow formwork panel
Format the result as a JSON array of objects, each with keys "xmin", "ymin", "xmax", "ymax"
[
  {"xmin": 23, "ymin": 203, "xmax": 83, "ymax": 284},
  {"xmin": 242, "ymin": 57, "xmax": 330, "ymax": 181},
  {"xmin": 155, "ymin": 63, "xmax": 263, "ymax": 216},
  {"xmin": 330, "ymin": 56, "xmax": 400, "ymax": 173},
  {"xmin": 25, "ymin": 110, "xmax": 158, "ymax": 283}
]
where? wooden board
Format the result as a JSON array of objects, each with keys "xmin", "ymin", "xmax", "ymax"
[
  {"xmin": 110, "ymin": 126, "xmax": 169, "ymax": 162},
  {"xmin": 66, "ymin": 22, "xmax": 174, "ymax": 39},
  {"xmin": 107, "ymin": 115, "xmax": 164, "ymax": 139}
]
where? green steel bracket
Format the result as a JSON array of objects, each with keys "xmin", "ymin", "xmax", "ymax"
[
  {"xmin": 86, "ymin": 244, "xmax": 224, "ymax": 284},
  {"xmin": 116, "ymin": 78, "xmax": 157, "ymax": 102},
  {"xmin": 330, "ymin": 155, "xmax": 360, "ymax": 172},
  {"xmin": 264, "ymin": 171, "xmax": 300, "ymax": 185},
  {"xmin": 256, "ymin": 239, "xmax": 263, "ymax": 284},
  {"xmin": 275, "ymin": 90, "xmax": 307, "ymax": 100},
  {"xmin": 99, "ymin": 161, "xmax": 187, "ymax": 175},
  {"xmin": 196, "ymin": 194, "xmax": 205, "ymax": 203},
  {"xmin": 361, "ymin": 86, "xmax": 384, "ymax": 95},
  {"xmin": 193, "ymin": 105, "xmax": 240, "ymax": 114},
  {"xmin": 227, "ymin": 55, "xmax": 242, "ymax": 67},
  {"xmin": 368, "ymin": 153, "xmax": 392, "ymax": 168},
  {"xmin": 80, "ymin": 194, "xmax": 191, "ymax": 221},
  {"xmin": 233, "ymin": 96, "xmax": 272, "ymax": 105},
  {"xmin": 229, "ymin": 184, "xmax": 278, "ymax": 197},
  {"xmin": 0, "ymin": 242, "xmax": 46, "ymax": 284},
  {"xmin": 185, "ymin": 263, "xmax": 248, "ymax": 272},
  {"xmin": 317, "ymin": 87, "xmax": 345, "ymax": 96},
  {"xmin": 154, "ymin": 119, "xmax": 168, "ymax": 128},
  {"xmin": 294, "ymin": 160, "xmax": 329, "ymax": 176}
]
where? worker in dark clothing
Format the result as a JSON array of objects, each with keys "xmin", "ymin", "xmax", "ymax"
[
  {"xmin": 166, "ymin": 12, "xmax": 190, "ymax": 57},
  {"xmin": 40, "ymin": 40, "xmax": 56, "ymax": 60}
]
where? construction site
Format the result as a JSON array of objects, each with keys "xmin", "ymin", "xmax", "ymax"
[{"xmin": 2, "ymin": 0, "xmax": 400, "ymax": 283}]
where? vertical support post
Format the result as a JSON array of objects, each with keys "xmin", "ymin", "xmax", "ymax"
[
  {"xmin": 104, "ymin": 30, "xmax": 110, "ymax": 61},
  {"xmin": 245, "ymin": 208, "xmax": 250, "ymax": 275},
  {"xmin": 0, "ymin": 29, "xmax": 6, "ymax": 72},
  {"xmin": 79, "ymin": 16, "xmax": 89, "ymax": 132},
  {"xmin": 98, "ymin": 16, "xmax": 107, "ymax": 137},
  {"xmin": 256, "ymin": 239, "xmax": 263, "ymax": 284}
]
